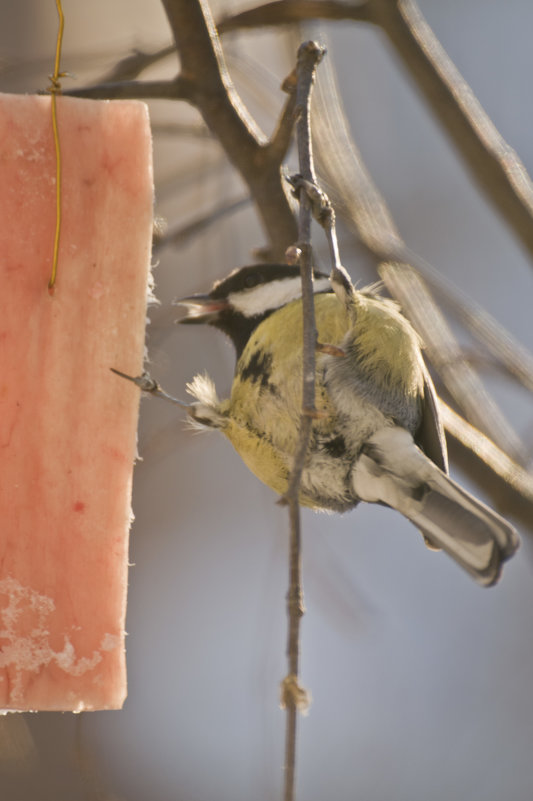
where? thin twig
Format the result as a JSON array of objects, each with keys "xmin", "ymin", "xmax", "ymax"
[
  {"xmin": 153, "ymin": 195, "xmax": 250, "ymax": 253},
  {"xmin": 280, "ymin": 40, "xmax": 325, "ymax": 801},
  {"xmin": 155, "ymin": 154, "xmax": 227, "ymax": 202},
  {"xmin": 265, "ymin": 79, "xmax": 298, "ymax": 165},
  {"xmin": 98, "ymin": 43, "xmax": 176, "ymax": 83},
  {"xmin": 110, "ymin": 369, "xmax": 188, "ymax": 407},
  {"xmin": 64, "ymin": 77, "xmax": 186, "ymax": 100}
]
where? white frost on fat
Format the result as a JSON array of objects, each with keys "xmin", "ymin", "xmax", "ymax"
[
  {"xmin": 228, "ymin": 275, "xmax": 331, "ymax": 317},
  {"xmin": 53, "ymin": 637, "xmax": 102, "ymax": 677},
  {"xmin": 15, "ymin": 144, "xmax": 46, "ymax": 163},
  {"xmin": 100, "ymin": 632, "xmax": 121, "ymax": 651},
  {"xmin": 0, "ymin": 576, "xmax": 120, "ymax": 707}
]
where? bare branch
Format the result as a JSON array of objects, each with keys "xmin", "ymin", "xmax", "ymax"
[
  {"xmin": 62, "ymin": 0, "xmax": 298, "ymax": 258},
  {"xmin": 160, "ymin": 0, "xmax": 298, "ymax": 257},
  {"xmin": 64, "ymin": 77, "xmax": 186, "ymax": 101},
  {"xmin": 220, "ymin": 0, "xmax": 533, "ymax": 265},
  {"xmin": 441, "ymin": 403, "xmax": 533, "ymax": 505},
  {"xmin": 281, "ymin": 40, "xmax": 325, "ymax": 801},
  {"xmin": 308, "ymin": 51, "xmax": 528, "ymax": 466},
  {"xmin": 218, "ymin": 0, "xmax": 371, "ymax": 32},
  {"xmin": 161, "ymin": 0, "xmax": 263, "ymax": 143},
  {"xmin": 444, "ymin": 406, "xmax": 533, "ymax": 536},
  {"xmin": 407, "ymin": 252, "xmax": 533, "ymax": 395},
  {"xmin": 150, "ymin": 121, "xmax": 211, "ymax": 138},
  {"xmin": 264, "ymin": 78, "xmax": 298, "ymax": 165},
  {"xmin": 381, "ymin": 262, "xmax": 527, "ymax": 464},
  {"xmin": 372, "ymin": 0, "xmax": 533, "ymax": 265}
]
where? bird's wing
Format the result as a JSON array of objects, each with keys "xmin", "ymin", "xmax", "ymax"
[{"xmin": 415, "ymin": 368, "xmax": 448, "ymax": 474}]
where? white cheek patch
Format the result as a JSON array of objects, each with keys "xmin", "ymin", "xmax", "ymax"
[{"xmin": 228, "ymin": 276, "xmax": 331, "ymax": 317}]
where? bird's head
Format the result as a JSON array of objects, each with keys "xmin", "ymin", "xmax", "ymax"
[{"xmin": 176, "ymin": 263, "xmax": 330, "ymax": 357}]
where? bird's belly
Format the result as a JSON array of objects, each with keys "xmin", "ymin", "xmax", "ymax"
[
  {"xmin": 223, "ymin": 291, "xmax": 421, "ymax": 511},
  {"xmin": 226, "ymin": 359, "xmax": 390, "ymax": 512}
]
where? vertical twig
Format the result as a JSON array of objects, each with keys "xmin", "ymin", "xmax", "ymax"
[{"xmin": 280, "ymin": 40, "xmax": 325, "ymax": 801}]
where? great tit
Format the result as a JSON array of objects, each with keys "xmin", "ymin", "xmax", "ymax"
[{"xmin": 178, "ymin": 263, "xmax": 519, "ymax": 586}]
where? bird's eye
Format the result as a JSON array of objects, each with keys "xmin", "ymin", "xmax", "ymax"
[{"xmin": 244, "ymin": 273, "xmax": 260, "ymax": 288}]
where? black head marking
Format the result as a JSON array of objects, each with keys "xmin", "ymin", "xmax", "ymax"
[
  {"xmin": 209, "ymin": 263, "xmax": 302, "ymax": 299},
  {"xmin": 187, "ymin": 263, "xmax": 330, "ymax": 359}
]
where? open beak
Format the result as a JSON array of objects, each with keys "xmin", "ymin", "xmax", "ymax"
[{"xmin": 173, "ymin": 294, "xmax": 230, "ymax": 324}]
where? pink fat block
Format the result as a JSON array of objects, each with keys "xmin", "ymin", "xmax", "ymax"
[{"xmin": 0, "ymin": 94, "xmax": 153, "ymax": 710}]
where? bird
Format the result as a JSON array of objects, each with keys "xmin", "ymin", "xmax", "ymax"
[{"xmin": 176, "ymin": 262, "xmax": 519, "ymax": 586}]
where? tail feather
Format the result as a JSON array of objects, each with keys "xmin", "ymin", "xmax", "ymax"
[
  {"xmin": 406, "ymin": 478, "xmax": 517, "ymax": 586},
  {"xmin": 352, "ymin": 426, "xmax": 519, "ymax": 586}
]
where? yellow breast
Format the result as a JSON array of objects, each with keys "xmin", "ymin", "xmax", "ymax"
[{"xmin": 220, "ymin": 291, "xmax": 425, "ymax": 504}]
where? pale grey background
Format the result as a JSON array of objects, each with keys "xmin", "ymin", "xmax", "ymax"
[{"xmin": 1, "ymin": 2, "xmax": 532, "ymax": 800}]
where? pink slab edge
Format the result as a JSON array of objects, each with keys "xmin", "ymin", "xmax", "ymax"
[{"xmin": 0, "ymin": 94, "xmax": 153, "ymax": 711}]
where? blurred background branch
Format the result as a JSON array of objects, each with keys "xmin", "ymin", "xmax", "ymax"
[{"xmin": 221, "ymin": 0, "xmax": 533, "ymax": 263}]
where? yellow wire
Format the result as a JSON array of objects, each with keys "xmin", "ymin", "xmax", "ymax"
[
  {"xmin": 48, "ymin": 0, "xmax": 65, "ymax": 293},
  {"xmin": 52, "ymin": 0, "xmax": 64, "ymax": 83}
]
